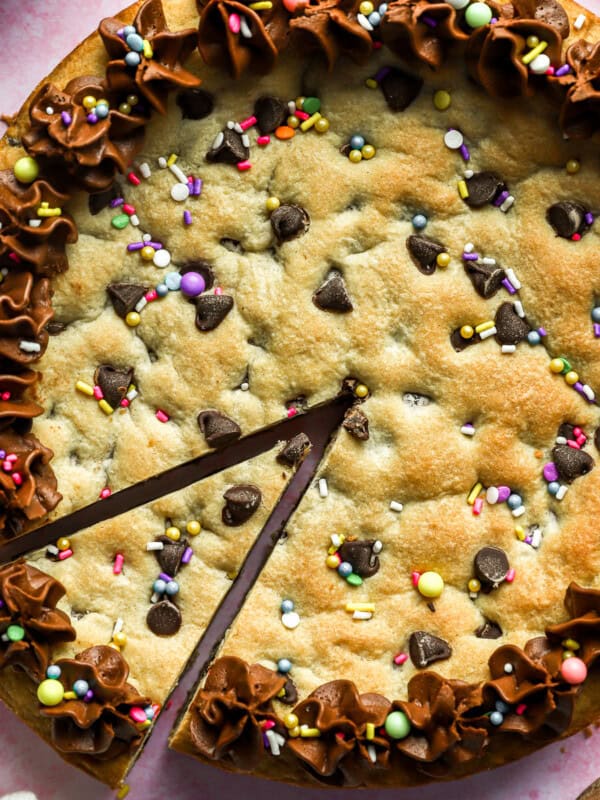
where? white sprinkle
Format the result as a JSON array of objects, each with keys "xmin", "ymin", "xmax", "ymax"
[
  {"xmin": 461, "ymin": 424, "xmax": 475, "ymax": 436},
  {"xmin": 126, "ymin": 388, "xmax": 138, "ymax": 401},
  {"xmin": 481, "ymin": 257, "xmax": 496, "ymax": 265},
  {"xmin": 444, "ymin": 129, "xmax": 464, "ymax": 150},
  {"xmin": 574, "ymin": 12, "xmax": 586, "ymax": 29},
  {"xmin": 112, "ymin": 618, "xmax": 124, "ymax": 637},
  {"xmin": 142, "ymin": 233, "xmax": 152, "ymax": 242},
  {"xmin": 1, "ymin": 635, "xmax": 8, "ymax": 643},
  {"xmin": 171, "ymin": 182, "xmax": 190, "ymax": 202},
  {"xmin": 318, "ymin": 478, "xmax": 328, "ymax": 498},
  {"xmin": 281, "ymin": 611, "xmax": 300, "ymax": 629},
  {"xmin": 486, "ymin": 486, "xmax": 499, "ymax": 504},
  {"xmin": 513, "ymin": 300, "xmax": 525, "ymax": 318},
  {"xmin": 500, "ymin": 195, "xmax": 515, "ymax": 213},
  {"xmin": 463, "ymin": 242, "xmax": 474, "ymax": 253},
  {"xmin": 479, "ymin": 326, "xmax": 497, "ymax": 340},
  {"xmin": 530, "ymin": 528, "xmax": 542, "ymax": 549},
  {"xmin": 28, "ymin": 219, "xmax": 42, "ymax": 228},
  {"xmin": 372, "ymin": 540, "xmax": 383, "ymax": 554},
  {"xmin": 331, "ymin": 533, "xmax": 343, "ymax": 547},
  {"xmin": 504, "ymin": 663, "xmax": 514, "ymax": 674},
  {"xmin": 226, "ymin": 120, "xmax": 235, "ymax": 130},
  {"xmin": 146, "ymin": 542, "xmax": 164, "ymax": 551},
  {"xmin": 469, "ymin": 591, "xmax": 479, "ymax": 600},
  {"xmin": 582, "ymin": 384, "xmax": 595, "ymax": 401},
  {"xmin": 134, "ymin": 297, "xmax": 147, "ymax": 312},
  {"xmin": 139, "ymin": 162, "xmax": 151, "ymax": 179},
  {"xmin": 512, "ymin": 505, "xmax": 525, "ymax": 518},
  {"xmin": 19, "ymin": 340, "xmax": 41, "ymax": 353},
  {"xmin": 464, "ymin": 169, "xmax": 474, "ymax": 179},
  {"xmin": 287, "ymin": 101, "xmax": 296, "ymax": 115},
  {"xmin": 266, "ymin": 729, "xmax": 281, "ymax": 756},
  {"xmin": 501, "ymin": 344, "xmax": 516, "ymax": 354},
  {"xmin": 169, "ymin": 163, "xmax": 188, "ymax": 184},
  {"xmin": 151, "ymin": 591, "xmax": 160, "ymax": 603},
  {"xmin": 556, "ymin": 485, "xmax": 568, "ymax": 500},
  {"xmin": 241, "ymin": 133, "xmax": 250, "ymax": 148},
  {"xmin": 234, "ymin": 123, "xmax": 243, "ymax": 134},
  {"xmin": 240, "ymin": 16, "xmax": 252, "ymax": 37},
  {"xmin": 46, "ymin": 545, "xmax": 59, "ymax": 556},
  {"xmin": 367, "ymin": 744, "xmax": 377, "ymax": 763},
  {"xmin": 240, "ymin": 382, "xmax": 249, "ymax": 391},
  {"xmin": 212, "ymin": 131, "xmax": 224, "ymax": 149},
  {"xmin": 153, "ymin": 248, "xmax": 171, "ymax": 268},
  {"xmin": 357, "ymin": 12, "xmax": 374, "ymax": 30},
  {"xmin": 158, "ymin": 156, "xmax": 167, "ymax": 168},
  {"xmin": 556, "ymin": 436, "xmax": 567, "ymax": 445},
  {"xmin": 505, "ymin": 268, "xmax": 521, "ymax": 289},
  {"xmin": 389, "ymin": 500, "xmax": 403, "ymax": 512},
  {"xmin": 45, "ymin": 106, "xmax": 54, "ymax": 115},
  {"xmin": 353, "ymin": 610, "xmax": 373, "ymax": 620},
  {"xmin": 130, "ymin": 214, "xmax": 140, "ymax": 227}
]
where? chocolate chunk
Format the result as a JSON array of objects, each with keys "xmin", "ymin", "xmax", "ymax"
[
  {"xmin": 286, "ymin": 395, "xmax": 308, "ymax": 415},
  {"xmin": 46, "ymin": 321, "xmax": 66, "ymax": 335},
  {"xmin": 279, "ymin": 677, "xmax": 298, "ymax": 705},
  {"xmin": 254, "ymin": 95, "xmax": 288, "ymax": 134},
  {"xmin": 89, "ymin": 184, "xmax": 119, "ymax": 215},
  {"xmin": 451, "ymin": 328, "xmax": 480, "ymax": 352},
  {"xmin": 198, "ymin": 409, "xmax": 241, "ymax": 448},
  {"xmin": 343, "ymin": 406, "xmax": 369, "ymax": 440},
  {"xmin": 339, "ymin": 143, "xmax": 352, "ymax": 157},
  {"xmin": 409, "ymin": 631, "xmax": 452, "ymax": 668},
  {"xmin": 222, "ymin": 484, "xmax": 261, "ymax": 526},
  {"xmin": 406, "ymin": 234, "xmax": 445, "ymax": 275},
  {"xmin": 380, "ymin": 67, "xmax": 423, "ymax": 111},
  {"xmin": 338, "ymin": 540, "xmax": 380, "ymax": 578},
  {"xmin": 474, "ymin": 546, "xmax": 509, "ymax": 590},
  {"xmin": 475, "ymin": 620, "xmax": 503, "ymax": 639},
  {"xmin": 535, "ymin": 0, "xmax": 569, "ymax": 38},
  {"xmin": 494, "ymin": 302, "xmax": 529, "ymax": 344},
  {"xmin": 277, "ymin": 433, "xmax": 312, "ymax": 466},
  {"xmin": 206, "ymin": 129, "xmax": 249, "ymax": 165},
  {"xmin": 155, "ymin": 535, "xmax": 188, "ymax": 576},
  {"xmin": 313, "ymin": 271, "xmax": 353, "ymax": 312},
  {"xmin": 464, "ymin": 172, "xmax": 503, "ymax": 207},
  {"xmin": 181, "ymin": 260, "xmax": 215, "ymax": 291},
  {"xmin": 146, "ymin": 600, "xmax": 182, "ymax": 636},
  {"xmin": 595, "ymin": 427, "xmax": 600, "ymax": 453},
  {"xmin": 271, "ymin": 204, "xmax": 310, "ymax": 243},
  {"xmin": 107, "ymin": 283, "xmax": 148, "ymax": 319},
  {"xmin": 546, "ymin": 201, "xmax": 588, "ymax": 238},
  {"xmin": 558, "ymin": 422, "xmax": 576, "ymax": 441},
  {"xmin": 195, "ymin": 294, "xmax": 233, "ymax": 332},
  {"xmin": 465, "ymin": 261, "xmax": 506, "ymax": 298},
  {"xmin": 177, "ymin": 88, "xmax": 214, "ymax": 120},
  {"xmin": 552, "ymin": 444, "xmax": 594, "ymax": 483},
  {"xmin": 94, "ymin": 365, "xmax": 133, "ymax": 409}
]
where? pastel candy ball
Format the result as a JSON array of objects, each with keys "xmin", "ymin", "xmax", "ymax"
[
  {"xmin": 447, "ymin": 0, "xmax": 469, "ymax": 8},
  {"xmin": 277, "ymin": 658, "xmax": 292, "ymax": 673},
  {"xmin": 73, "ymin": 679, "xmax": 89, "ymax": 697},
  {"xmin": 37, "ymin": 678, "xmax": 65, "ymax": 706},
  {"xmin": 153, "ymin": 249, "xmax": 171, "ymax": 268},
  {"xmin": 165, "ymin": 272, "xmax": 182, "ymax": 291},
  {"xmin": 417, "ymin": 571, "xmax": 444, "ymax": 598},
  {"xmin": 529, "ymin": 54, "xmax": 551, "ymax": 75},
  {"xmin": 46, "ymin": 665, "xmax": 61, "ymax": 680},
  {"xmin": 560, "ymin": 656, "xmax": 587, "ymax": 684},
  {"xmin": 489, "ymin": 711, "xmax": 504, "ymax": 726},
  {"xmin": 465, "ymin": 2, "xmax": 493, "ymax": 27},
  {"xmin": 507, "ymin": 493, "xmax": 522, "ymax": 510},
  {"xmin": 527, "ymin": 331, "xmax": 541, "ymax": 345},
  {"xmin": 126, "ymin": 33, "xmax": 144, "ymax": 52},
  {"xmin": 412, "ymin": 214, "xmax": 427, "ymax": 230},
  {"xmin": 281, "ymin": 599, "xmax": 295, "ymax": 613},
  {"xmin": 13, "ymin": 156, "xmax": 39, "ymax": 184},
  {"xmin": 6, "ymin": 624, "xmax": 25, "ymax": 642},
  {"xmin": 125, "ymin": 51, "xmax": 141, "ymax": 68},
  {"xmin": 153, "ymin": 578, "xmax": 167, "ymax": 594},
  {"xmin": 547, "ymin": 481, "xmax": 560, "ymax": 496},
  {"xmin": 384, "ymin": 711, "xmax": 411, "ymax": 739},
  {"xmin": 433, "ymin": 90, "xmax": 452, "ymax": 110},
  {"xmin": 592, "ymin": 307, "xmax": 600, "ymax": 323},
  {"xmin": 350, "ymin": 135, "xmax": 366, "ymax": 150},
  {"xmin": 281, "ymin": 611, "xmax": 300, "ymax": 629},
  {"xmin": 337, "ymin": 561, "xmax": 353, "ymax": 578},
  {"xmin": 543, "ymin": 463, "xmax": 559, "ymax": 482},
  {"xmin": 166, "ymin": 580, "xmax": 179, "ymax": 596},
  {"xmin": 180, "ymin": 272, "xmax": 206, "ymax": 297}
]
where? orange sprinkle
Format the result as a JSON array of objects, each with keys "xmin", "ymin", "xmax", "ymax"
[
  {"xmin": 534, "ymin": 450, "xmax": 543, "ymax": 458},
  {"xmin": 275, "ymin": 126, "xmax": 295, "ymax": 140}
]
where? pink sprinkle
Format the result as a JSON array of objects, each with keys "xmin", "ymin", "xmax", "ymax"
[
  {"xmin": 145, "ymin": 289, "xmax": 158, "ymax": 302},
  {"xmin": 93, "ymin": 385, "xmax": 104, "ymax": 400},
  {"xmin": 257, "ymin": 135, "xmax": 271, "ymax": 146},
  {"xmin": 228, "ymin": 12, "xmax": 241, "ymax": 32},
  {"xmin": 8, "ymin": 252, "xmax": 21, "ymax": 263},
  {"xmin": 6, "ymin": 454, "xmax": 17, "ymax": 463},
  {"xmin": 237, "ymin": 160, "xmax": 252, "ymax": 171},
  {"xmin": 11, "ymin": 472, "xmax": 22, "ymax": 486},
  {"xmin": 127, "ymin": 171, "xmax": 141, "ymax": 186},
  {"xmin": 287, "ymin": 407, "xmax": 298, "ymax": 418},
  {"xmin": 411, "ymin": 571, "xmax": 421, "ymax": 587},
  {"xmin": 100, "ymin": 487, "xmax": 112, "ymax": 499},
  {"xmin": 152, "ymin": 703, "xmax": 161, "ymax": 717},
  {"xmin": 573, "ymin": 427, "xmax": 582, "ymax": 437},
  {"xmin": 240, "ymin": 115, "xmax": 257, "ymax": 131},
  {"xmin": 506, "ymin": 568, "xmax": 516, "ymax": 583},
  {"xmin": 577, "ymin": 434, "xmax": 587, "ymax": 446},
  {"xmin": 58, "ymin": 548, "xmax": 73, "ymax": 561},
  {"xmin": 2, "ymin": 461, "xmax": 12, "ymax": 472},
  {"xmin": 129, "ymin": 707, "xmax": 147, "ymax": 724},
  {"xmin": 572, "ymin": 233, "xmax": 582, "ymax": 241},
  {"xmin": 472, "ymin": 497, "xmax": 484, "ymax": 515},
  {"xmin": 295, "ymin": 110, "xmax": 310, "ymax": 121},
  {"xmin": 262, "ymin": 719, "xmax": 276, "ymax": 731},
  {"xmin": 214, "ymin": 286, "xmax": 223, "ymax": 295},
  {"xmin": 546, "ymin": 66, "xmax": 555, "ymax": 75},
  {"xmin": 120, "ymin": 398, "xmax": 130, "ymax": 408},
  {"xmin": 394, "ymin": 653, "xmax": 408, "ymax": 665},
  {"xmin": 155, "ymin": 409, "xmax": 169, "ymax": 423},
  {"xmin": 113, "ymin": 553, "xmax": 124, "ymax": 575},
  {"xmin": 122, "ymin": 203, "xmax": 136, "ymax": 216},
  {"xmin": 1, "ymin": 392, "xmax": 11, "ymax": 401},
  {"xmin": 335, "ymin": 731, "xmax": 346, "ymax": 739},
  {"xmin": 372, "ymin": 40, "xmax": 382, "ymax": 49},
  {"xmin": 516, "ymin": 703, "xmax": 527, "ymax": 715},
  {"xmin": 566, "ymin": 439, "xmax": 580, "ymax": 450}
]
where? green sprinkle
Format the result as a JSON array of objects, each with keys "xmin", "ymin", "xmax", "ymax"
[
  {"xmin": 111, "ymin": 213, "xmax": 130, "ymax": 230},
  {"xmin": 7, "ymin": 624, "xmax": 25, "ymax": 642},
  {"xmin": 346, "ymin": 573, "xmax": 363, "ymax": 586},
  {"xmin": 560, "ymin": 357, "xmax": 572, "ymax": 373},
  {"xmin": 302, "ymin": 97, "xmax": 321, "ymax": 115}
]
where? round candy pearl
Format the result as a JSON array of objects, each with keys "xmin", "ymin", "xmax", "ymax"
[
  {"xmin": 384, "ymin": 711, "xmax": 411, "ymax": 739},
  {"xmin": 113, "ymin": 631, "xmax": 127, "ymax": 648},
  {"xmin": 436, "ymin": 252, "xmax": 450, "ymax": 268},
  {"xmin": 368, "ymin": 11, "xmax": 381, "ymax": 25},
  {"xmin": 87, "ymin": 113, "xmax": 98, "ymax": 125},
  {"xmin": 338, "ymin": 561, "xmax": 353, "ymax": 578},
  {"xmin": 46, "ymin": 665, "xmax": 61, "ymax": 680},
  {"xmin": 95, "ymin": 103, "xmax": 109, "ymax": 119},
  {"xmin": 153, "ymin": 249, "xmax": 171, "ymax": 268},
  {"xmin": 550, "ymin": 358, "xmax": 564, "ymax": 373},
  {"xmin": 38, "ymin": 678, "xmax": 65, "ymax": 706},
  {"xmin": 468, "ymin": 578, "xmax": 481, "ymax": 593},
  {"xmin": 277, "ymin": 658, "xmax": 292, "ymax": 673},
  {"xmin": 503, "ymin": 663, "xmax": 514, "ymax": 674},
  {"xmin": 123, "ymin": 25, "xmax": 137, "ymax": 35},
  {"xmin": 127, "ymin": 94, "xmax": 139, "ymax": 106},
  {"xmin": 171, "ymin": 183, "xmax": 190, "ymax": 202},
  {"xmin": 186, "ymin": 520, "xmax": 201, "ymax": 536},
  {"xmin": 495, "ymin": 700, "xmax": 511, "ymax": 714},
  {"xmin": 355, "ymin": 384, "xmax": 369, "ymax": 398},
  {"xmin": 281, "ymin": 611, "xmax": 300, "ymax": 629},
  {"xmin": 547, "ymin": 481, "xmax": 560, "ymax": 496},
  {"xmin": 119, "ymin": 102, "xmax": 132, "ymax": 115},
  {"xmin": 74, "ymin": 679, "xmax": 90, "ymax": 697},
  {"xmin": 57, "ymin": 537, "xmax": 71, "ymax": 551},
  {"xmin": 444, "ymin": 129, "xmax": 464, "ymax": 150},
  {"xmin": 284, "ymin": 713, "xmax": 299, "ymax": 729},
  {"xmin": 412, "ymin": 213, "xmax": 427, "ymax": 230},
  {"xmin": 446, "ymin": 0, "xmax": 469, "ymax": 8},
  {"xmin": 433, "ymin": 90, "xmax": 452, "ymax": 110},
  {"xmin": 359, "ymin": 0, "xmax": 374, "ymax": 13},
  {"xmin": 125, "ymin": 52, "xmax": 141, "ymax": 68},
  {"xmin": 465, "ymin": 2, "xmax": 493, "ymax": 27},
  {"xmin": 460, "ymin": 325, "xmax": 474, "ymax": 339},
  {"xmin": 153, "ymin": 579, "xmax": 167, "ymax": 594},
  {"xmin": 165, "ymin": 526, "xmax": 181, "ymax": 541},
  {"xmin": 315, "ymin": 117, "xmax": 330, "ymax": 133},
  {"xmin": 13, "ymin": 156, "xmax": 39, "ymax": 184},
  {"xmin": 361, "ymin": 144, "xmax": 376, "ymax": 160},
  {"xmin": 566, "ymin": 159, "xmax": 580, "ymax": 175},
  {"xmin": 165, "ymin": 580, "xmax": 179, "ymax": 596},
  {"xmin": 565, "ymin": 371, "xmax": 579, "ymax": 385},
  {"xmin": 281, "ymin": 599, "xmax": 295, "ymax": 613},
  {"xmin": 507, "ymin": 493, "xmax": 522, "ymax": 510},
  {"xmin": 180, "ymin": 272, "xmax": 206, "ymax": 297},
  {"xmin": 6, "ymin": 624, "xmax": 25, "ymax": 642},
  {"xmin": 126, "ymin": 311, "xmax": 141, "ymax": 327},
  {"xmin": 287, "ymin": 115, "xmax": 300, "ymax": 129},
  {"xmin": 156, "ymin": 283, "xmax": 169, "ymax": 297},
  {"xmin": 527, "ymin": 331, "xmax": 541, "ymax": 345},
  {"xmin": 561, "ymin": 656, "xmax": 587, "ymax": 684},
  {"xmin": 141, "ymin": 245, "xmax": 155, "ymax": 261},
  {"xmin": 489, "ymin": 711, "xmax": 504, "ymax": 726},
  {"xmin": 165, "ymin": 272, "xmax": 182, "ymax": 291},
  {"xmin": 349, "ymin": 149, "xmax": 363, "ymax": 163},
  {"xmin": 126, "ymin": 33, "xmax": 144, "ymax": 52},
  {"xmin": 82, "ymin": 95, "xmax": 97, "ymax": 110},
  {"xmin": 266, "ymin": 196, "xmax": 280, "ymax": 212},
  {"xmin": 350, "ymin": 135, "xmax": 366, "ymax": 150},
  {"xmin": 326, "ymin": 554, "xmax": 341, "ymax": 569},
  {"xmin": 529, "ymin": 54, "xmax": 550, "ymax": 75},
  {"xmin": 592, "ymin": 307, "xmax": 600, "ymax": 323},
  {"xmin": 145, "ymin": 706, "xmax": 155, "ymax": 719},
  {"xmin": 526, "ymin": 35, "xmax": 540, "ymax": 48},
  {"xmin": 417, "ymin": 571, "xmax": 444, "ymax": 598}
]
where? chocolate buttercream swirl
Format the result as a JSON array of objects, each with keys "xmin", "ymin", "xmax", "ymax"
[
  {"xmin": 0, "ymin": 369, "xmax": 43, "ymax": 434},
  {"xmin": 0, "ymin": 271, "xmax": 53, "ymax": 366},
  {"xmin": 546, "ymin": 582, "xmax": 600, "ymax": 667},
  {"xmin": 0, "ymin": 430, "xmax": 61, "ymax": 538},
  {"xmin": 23, "ymin": 76, "xmax": 146, "ymax": 193},
  {"xmin": 554, "ymin": 40, "xmax": 600, "ymax": 138},
  {"xmin": 290, "ymin": 0, "xmax": 372, "ymax": 71},
  {"xmin": 41, "ymin": 645, "xmax": 150, "ymax": 760},
  {"xmin": 188, "ymin": 656, "xmax": 286, "ymax": 770},
  {"xmin": 0, "ymin": 171, "xmax": 77, "ymax": 277},
  {"xmin": 381, "ymin": 0, "xmax": 468, "ymax": 69},
  {"xmin": 465, "ymin": 0, "xmax": 564, "ymax": 98},
  {"xmin": 198, "ymin": 0, "xmax": 289, "ymax": 77},
  {"xmin": 100, "ymin": 0, "xmax": 200, "ymax": 114},
  {"xmin": 0, "ymin": 560, "xmax": 75, "ymax": 682},
  {"xmin": 288, "ymin": 680, "xmax": 391, "ymax": 785}
]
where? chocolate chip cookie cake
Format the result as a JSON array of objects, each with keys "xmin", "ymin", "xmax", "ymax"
[{"xmin": 2, "ymin": 0, "xmax": 600, "ymax": 790}]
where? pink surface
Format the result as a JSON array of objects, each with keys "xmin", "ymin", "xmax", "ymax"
[{"xmin": 2, "ymin": 1, "xmax": 600, "ymax": 798}]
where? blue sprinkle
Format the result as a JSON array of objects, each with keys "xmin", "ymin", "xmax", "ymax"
[
  {"xmin": 507, "ymin": 493, "xmax": 522, "ymax": 510},
  {"xmin": 412, "ymin": 213, "xmax": 427, "ymax": 230},
  {"xmin": 125, "ymin": 51, "xmax": 141, "ymax": 68},
  {"xmin": 281, "ymin": 599, "xmax": 294, "ymax": 613},
  {"xmin": 547, "ymin": 481, "xmax": 560, "ymax": 496},
  {"xmin": 277, "ymin": 658, "xmax": 292, "ymax": 673},
  {"xmin": 337, "ymin": 561, "xmax": 353, "ymax": 577},
  {"xmin": 350, "ymin": 135, "xmax": 366, "ymax": 150},
  {"xmin": 165, "ymin": 580, "xmax": 179, "ymax": 596},
  {"xmin": 527, "ymin": 331, "xmax": 541, "ymax": 345},
  {"xmin": 490, "ymin": 711, "xmax": 504, "ymax": 726}
]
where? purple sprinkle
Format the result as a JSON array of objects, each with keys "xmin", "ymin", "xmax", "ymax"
[
  {"xmin": 460, "ymin": 144, "xmax": 470, "ymax": 162},
  {"xmin": 0, "ymin": 450, "xmax": 5, "ymax": 459},
  {"xmin": 87, "ymin": 113, "xmax": 98, "ymax": 125},
  {"xmin": 493, "ymin": 190, "xmax": 509, "ymax": 207},
  {"xmin": 262, "ymin": 733, "xmax": 270, "ymax": 749},
  {"xmin": 594, "ymin": 323, "xmax": 600, "ymax": 338},
  {"xmin": 490, "ymin": 16, "xmax": 498, "ymax": 23},
  {"xmin": 525, "ymin": 536, "xmax": 532, "ymax": 544},
  {"xmin": 182, "ymin": 546, "xmax": 193, "ymax": 564},
  {"xmin": 585, "ymin": 212, "xmax": 594, "ymax": 225},
  {"xmin": 555, "ymin": 64, "xmax": 571, "ymax": 77},
  {"xmin": 462, "ymin": 252, "xmax": 479, "ymax": 261},
  {"xmin": 374, "ymin": 66, "xmax": 392, "ymax": 82},
  {"xmin": 159, "ymin": 572, "xmax": 173, "ymax": 582},
  {"xmin": 543, "ymin": 462, "xmax": 559, "ymax": 482},
  {"xmin": 193, "ymin": 178, "xmax": 203, "ymax": 196},
  {"xmin": 109, "ymin": 198, "xmax": 124, "ymax": 208},
  {"xmin": 148, "ymin": 242, "xmax": 163, "ymax": 250},
  {"xmin": 183, "ymin": 210, "xmax": 193, "ymax": 226},
  {"xmin": 0, "ymin": 600, "xmax": 4, "ymax": 608},
  {"xmin": 117, "ymin": 27, "xmax": 125, "ymax": 37},
  {"xmin": 83, "ymin": 689, "xmax": 94, "ymax": 703},
  {"xmin": 574, "ymin": 381, "xmax": 584, "ymax": 393},
  {"xmin": 497, "ymin": 486, "xmax": 511, "ymax": 503},
  {"xmin": 61, "ymin": 111, "xmax": 72, "ymax": 126},
  {"xmin": 502, "ymin": 278, "xmax": 517, "ymax": 295},
  {"xmin": 421, "ymin": 14, "xmax": 437, "ymax": 26},
  {"xmin": 127, "ymin": 242, "xmax": 145, "ymax": 252},
  {"xmin": 537, "ymin": 327, "xmax": 547, "ymax": 337}
]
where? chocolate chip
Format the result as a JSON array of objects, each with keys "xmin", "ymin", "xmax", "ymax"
[
  {"xmin": 465, "ymin": 261, "xmax": 506, "ymax": 298},
  {"xmin": 279, "ymin": 677, "xmax": 298, "ymax": 705},
  {"xmin": 155, "ymin": 535, "xmax": 188, "ymax": 577},
  {"xmin": 408, "ymin": 631, "xmax": 452, "ymax": 668},
  {"xmin": 474, "ymin": 546, "xmax": 509, "ymax": 590},
  {"xmin": 535, "ymin": 0, "xmax": 569, "ymax": 38},
  {"xmin": 595, "ymin": 427, "xmax": 600, "ymax": 453},
  {"xmin": 195, "ymin": 294, "xmax": 233, "ymax": 331},
  {"xmin": 46, "ymin": 321, "xmax": 66, "ymax": 335},
  {"xmin": 406, "ymin": 234, "xmax": 445, "ymax": 275},
  {"xmin": 546, "ymin": 201, "xmax": 588, "ymax": 238},
  {"xmin": 558, "ymin": 422, "xmax": 576, "ymax": 441},
  {"xmin": 181, "ymin": 260, "xmax": 214, "ymax": 291},
  {"xmin": 552, "ymin": 444, "xmax": 594, "ymax": 483},
  {"xmin": 475, "ymin": 620, "xmax": 503, "ymax": 639},
  {"xmin": 312, "ymin": 271, "xmax": 353, "ymax": 312},
  {"xmin": 464, "ymin": 172, "xmax": 503, "ymax": 207},
  {"xmin": 94, "ymin": 365, "xmax": 133, "ymax": 409},
  {"xmin": 380, "ymin": 67, "xmax": 423, "ymax": 111},
  {"xmin": 338, "ymin": 540, "xmax": 380, "ymax": 578},
  {"xmin": 254, "ymin": 95, "xmax": 288, "ymax": 134},
  {"xmin": 494, "ymin": 302, "xmax": 530, "ymax": 345},
  {"xmin": 339, "ymin": 143, "xmax": 352, "ymax": 157},
  {"xmin": 176, "ymin": 88, "xmax": 214, "ymax": 120},
  {"xmin": 89, "ymin": 184, "xmax": 119, "ymax": 215},
  {"xmin": 277, "ymin": 433, "xmax": 312, "ymax": 467},
  {"xmin": 107, "ymin": 283, "xmax": 148, "ymax": 319},
  {"xmin": 451, "ymin": 328, "xmax": 481, "ymax": 352},
  {"xmin": 206, "ymin": 129, "xmax": 249, "ymax": 165},
  {"xmin": 146, "ymin": 600, "xmax": 182, "ymax": 636},
  {"xmin": 343, "ymin": 406, "xmax": 369, "ymax": 440},
  {"xmin": 271, "ymin": 204, "xmax": 310, "ymax": 243},
  {"xmin": 222, "ymin": 484, "xmax": 261, "ymax": 525},
  {"xmin": 198, "ymin": 409, "xmax": 241, "ymax": 448}
]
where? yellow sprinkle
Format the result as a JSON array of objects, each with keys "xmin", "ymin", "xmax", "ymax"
[
  {"xmin": 300, "ymin": 112, "xmax": 321, "ymax": 132},
  {"xmin": 327, "ymin": 545, "xmax": 339, "ymax": 555},
  {"xmin": 98, "ymin": 399, "xmax": 114, "ymax": 415},
  {"xmin": 165, "ymin": 526, "xmax": 181, "ymax": 542},
  {"xmin": 565, "ymin": 370, "xmax": 579, "ymax": 385},
  {"xmin": 277, "ymin": 687, "xmax": 286, "ymax": 698},
  {"xmin": 63, "ymin": 691, "xmax": 77, "ymax": 700},
  {"xmin": 284, "ymin": 713, "xmax": 299, "ymax": 729},
  {"xmin": 142, "ymin": 39, "xmax": 153, "ymax": 59},
  {"xmin": 288, "ymin": 726, "xmax": 301, "ymax": 738},
  {"xmin": 140, "ymin": 719, "xmax": 152, "ymax": 729},
  {"xmin": 355, "ymin": 384, "xmax": 369, "ymax": 398},
  {"xmin": 515, "ymin": 525, "xmax": 526, "ymax": 541},
  {"xmin": 113, "ymin": 631, "xmax": 127, "ymax": 648},
  {"xmin": 365, "ymin": 78, "xmax": 378, "ymax": 89},
  {"xmin": 76, "ymin": 380, "xmax": 94, "ymax": 396},
  {"xmin": 366, "ymin": 722, "xmax": 375, "ymax": 740},
  {"xmin": 562, "ymin": 638, "xmax": 580, "ymax": 650},
  {"xmin": 37, "ymin": 206, "xmax": 61, "ymax": 217},
  {"xmin": 186, "ymin": 520, "xmax": 201, "ymax": 536},
  {"xmin": 299, "ymin": 726, "xmax": 321, "ymax": 738},
  {"xmin": 468, "ymin": 578, "xmax": 481, "ymax": 593},
  {"xmin": 467, "ymin": 482, "xmax": 483, "ymax": 505},
  {"xmin": 522, "ymin": 40, "xmax": 548, "ymax": 65},
  {"xmin": 249, "ymin": 1, "xmax": 273, "ymax": 8},
  {"xmin": 126, "ymin": 311, "xmax": 141, "ymax": 327},
  {"xmin": 266, "ymin": 196, "xmax": 280, "ymax": 212},
  {"xmin": 345, "ymin": 602, "xmax": 375, "ymax": 612},
  {"xmin": 562, "ymin": 650, "xmax": 575, "ymax": 660},
  {"xmin": 40, "ymin": 202, "xmax": 49, "ymax": 208},
  {"xmin": 474, "ymin": 320, "xmax": 494, "ymax": 334},
  {"xmin": 116, "ymin": 785, "xmax": 130, "ymax": 800},
  {"xmin": 457, "ymin": 180, "xmax": 469, "ymax": 199},
  {"xmin": 167, "ymin": 153, "xmax": 178, "ymax": 167}
]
